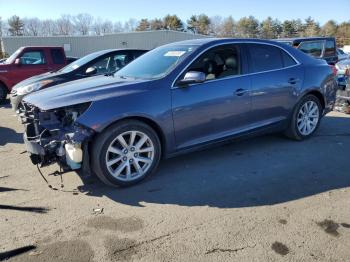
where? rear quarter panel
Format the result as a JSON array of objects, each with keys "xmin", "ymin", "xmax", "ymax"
[{"xmin": 301, "ymin": 64, "xmax": 337, "ymax": 113}]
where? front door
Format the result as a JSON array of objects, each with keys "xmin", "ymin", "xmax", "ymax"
[
  {"xmin": 171, "ymin": 44, "xmax": 252, "ymax": 150},
  {"xmin": 11, "ymin": 49, "xmax": 48, "ymax": 85}
]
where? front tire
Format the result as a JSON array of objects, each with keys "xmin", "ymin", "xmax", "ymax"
[
  {"xmin": 92, "ymin": 120, "xmax": 161, "ymax": 187},
  {"xmin": 0, "ymin": 83, "xmax": 8, "ymax": 101},
  {"xmin": 285, "ymin": 94, "xmax": 322, "ymax": 140}
]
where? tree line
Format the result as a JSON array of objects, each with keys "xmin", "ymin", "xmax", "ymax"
[{"xmin": 1, "ymin": 14, "xmax": 350, "ymax": 46}]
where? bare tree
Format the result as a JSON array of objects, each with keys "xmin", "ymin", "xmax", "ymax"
[
  {"xmin": 41, "ymin": 19, "xmax": 57, "ymax": 36},
  {"xmin": 101, "ymin": 20, "xmax": 113, "ymax": 34},
  {"xmin": 73, "ymin": 13, "xmax": 93, "ymax": 35},
  {"xmin": 113, "ymin": 21, "xmax": 124, "ymax": 33},
  {"xmin": 93, "ymin": 17, "xmax": 103, "ymax": 35},
  {"xmin": 56, "ymin": 14, "xmax": 74, "ymax": 35},
  {"xmin": 124, "ymin": 18, "xmax": 137, "ymax": 32},
  {"xmin": 23, "ymin": 17, "xmax": 42, "ymax": 36},
  {"xmin": 0, "ymin": 17, "xmax": 3, "ymax": 37},
  {"xmin": 208, "ymin": 16, "xmax": 223, "ymax": 35}
]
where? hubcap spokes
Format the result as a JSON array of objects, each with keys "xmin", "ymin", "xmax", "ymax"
[
  {"xmin": 106, "ymin": 131, "xmax": 154, "ymax": 181},
  {"xmin": 297, "ymin": 101, "xmax": 319, "ymax": 136}
]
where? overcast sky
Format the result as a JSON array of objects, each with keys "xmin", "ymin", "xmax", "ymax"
[{"xmin": 0, "ymin": 0, "xmax": 349, "ymax": 24}]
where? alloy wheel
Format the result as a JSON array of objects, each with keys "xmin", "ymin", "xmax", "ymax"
[
  {"xmin": 297, "ymin": 100, "xmax": 320, "ymax": 136},
  {"xmin": 105, "ymin": 131, "xmax": 155, "ymax": 181}
]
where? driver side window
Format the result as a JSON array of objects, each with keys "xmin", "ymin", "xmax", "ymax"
[
  {"xmin": 185, "ymin": 45, "xmax": 241, "ymax": 81},
  {"xmin": 20, "ymin": 50, "xmax": 46, "ymax": 65}
]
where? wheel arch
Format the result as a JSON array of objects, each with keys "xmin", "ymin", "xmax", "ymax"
[
  {"xmin": 0, "ymin": 79, "xmax": 9, "ymax": 93},
  {"xmin": 98, "ymin": 116, "xmax": 167, "ymax": 157},
  {"xmin": 301, "ymin": 89, "xmax": 325, "ymax": 110}
]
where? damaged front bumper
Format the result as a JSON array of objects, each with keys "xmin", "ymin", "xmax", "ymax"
[{"xmin": 20, "ymin": 101, "xmax": 94, "ymax": 171}]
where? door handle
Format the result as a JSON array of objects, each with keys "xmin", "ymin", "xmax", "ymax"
[
  {"xmin": 288, "ymin": 78, "xmax": 300, "ymax": 85},
  {"xmin": 235, "ymin": 88, "xmax": 248, "ymax": 96}
]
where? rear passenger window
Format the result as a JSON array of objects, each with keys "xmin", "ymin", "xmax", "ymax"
[
  {"xmin": 51, "ymin": 49, "xmax": 65, "ymax": 64},
  {"xmin": 281, "ymin": 50, "xmax": 297, "ymax": 67},
  {"xmin": 324, "ymin": 40, "xmax": 336, "ymax": 57},
  {"xmin": 248, "ymin": 44, "xmax": 283, "ymax": 73}
]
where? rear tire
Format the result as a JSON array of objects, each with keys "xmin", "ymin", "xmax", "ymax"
[
  {"xmin": 0, "ymin": 83, "xmax": 8, "ymax": 101},
  {"xmin": 285, "ymin": 94, "xmax": 322, "ymax": 140},
  {"xmin": 91, "ymin": 120, "xmax": 161, "ymax": 187}
]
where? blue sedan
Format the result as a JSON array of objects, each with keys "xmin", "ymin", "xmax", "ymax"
[{"xmin": 21, "ymin": 38, "xmax": 337, "ymax": 187}]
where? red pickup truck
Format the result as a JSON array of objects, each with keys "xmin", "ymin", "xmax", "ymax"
[{"xmin": 0, "ymin": 46, "xmax": 68, "ymax": 100}]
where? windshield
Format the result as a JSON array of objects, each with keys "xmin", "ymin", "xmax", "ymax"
[
  {"xmin": 59, "ymin": 52, "xmax": 106, "ymax": 73},
  {"xmin": 115, "ymin": 45, "xmax": 198, "ymax": 79},
  {"xmin": 5, "ymin": 48, "xmax": 23, "ymax": 64}
]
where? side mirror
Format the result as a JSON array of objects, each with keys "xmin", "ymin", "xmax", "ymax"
[
  {"xmin": 85, "ymin": 67, "xmax": 97, "ymax": 76},
  {"xmin": 178, "ymin": 71, "xmax": 206, "ymax": 86},
  {"xmin": 14, "ymin": 58, "xmax": 21, "ymax": 65}
]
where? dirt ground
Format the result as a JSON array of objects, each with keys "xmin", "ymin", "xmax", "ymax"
[{"xmin": 1, "ymin": 100, "xmax": 350, "ymax": 261}]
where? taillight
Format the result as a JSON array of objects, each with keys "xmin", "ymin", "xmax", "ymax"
[
  {"xmin": 345, "ymin": 68, "xmax": 350, "ymax": 76},
  {"xmin": 330, "ymin": 65, "xmax": 337, "ymax": 75}
]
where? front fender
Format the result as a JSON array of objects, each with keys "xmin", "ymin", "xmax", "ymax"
[{"xmin": 75, "ymin": 83, "xmax": 176, "ymax": 155}]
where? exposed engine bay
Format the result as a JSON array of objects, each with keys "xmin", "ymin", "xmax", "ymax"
[{"xmin": 19, "ymin": 101, "xmax": 94, "ymax": 171}]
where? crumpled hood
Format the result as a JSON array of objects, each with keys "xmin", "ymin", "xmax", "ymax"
[
  {"xmin": 12, "ymin": 71, "xmax": 63, "ymax": 91},
  {"xmin": 23, "ymin": 75, "xmax": 150, "ymax": 110}
]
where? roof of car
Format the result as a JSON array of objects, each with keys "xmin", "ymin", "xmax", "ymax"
[
  {"xmin": 88, "ymin": 48, "xmax": 149, "ymax": 56},
  {"xmin": 167, "ymin": 37, "xmax": 296, "ymax": 46},
  {"xmin": 165, "ymin": 37, "xmax": 321, "ymax": 65},
  {"xmin": 275, "ymin": 37, "xmax": 335, "ymax": 42}
]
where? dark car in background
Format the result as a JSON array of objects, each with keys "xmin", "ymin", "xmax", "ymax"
[
  {"xmin": 10, "ymin": 49, "xmax": 148, "ymax": 111},
  {"xmin": 275, "ymin": 37, "xmax": 338, "ymax": 65},
  {"xmin": 66, "ymin": 56, "xmax": 79, "ymax": 64},
  {"xmin": 20, "ymin": 38, "xmax": 337, "ymax": 187}
]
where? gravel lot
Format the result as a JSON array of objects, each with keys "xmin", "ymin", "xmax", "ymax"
[{"xmin": 1, "ymin": 99, "xmax": 350, "ymax": 261}]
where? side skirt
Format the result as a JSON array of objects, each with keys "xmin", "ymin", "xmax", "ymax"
[{"xmin": 165, "ymin": 120, "xmax": 288, "ymax": 159}]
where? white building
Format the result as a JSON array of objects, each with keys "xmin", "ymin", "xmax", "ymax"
[{"xmin": 1, "ymin": 30, "xmax": 209, "ymax": 57}]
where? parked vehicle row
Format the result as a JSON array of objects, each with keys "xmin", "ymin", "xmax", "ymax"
[
  {"xmin": 18, "ymin": 38, "xmax": 337, "ymax": 187},
  {"xmin": 335, "ymin": 59, "xmax": 350, "ymax": 89},
  {"xmin": 275, "ymin": 37, "xmax": 338, "ymax": 65},
  {"xmin": 10, "ymin": 49, "xmax": 148, "ymax": 110},
  {"xmin": 275, "ymin": 37, "xmax": 350, "ymax": 88},
  {"xmin": 337, "ymin": 48, "xmax": 350, "ymax": 61},
  {"xmin": 0, "ymin": 46, "xmax": 69, "ymax": 100}
]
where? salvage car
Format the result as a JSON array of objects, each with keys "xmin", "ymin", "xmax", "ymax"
[
  {"xmin": 0, "ymin": 46, "xmax": 69, "ymax": 101},
  {"xmin": 10, "ymin": 49, "xmax": 148, "ymax": 111},
  {"xmin": 20, "ymin": 38, "xmax": 337, "ymax": 187}
]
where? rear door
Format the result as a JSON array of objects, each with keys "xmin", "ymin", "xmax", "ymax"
[
  {"xmin": 10, "ymin": 49, "xmax": 49, "ymax": 84},
  {"xmin": 246, "ymin": 43, "xmax": 304, "ymax": 125}
]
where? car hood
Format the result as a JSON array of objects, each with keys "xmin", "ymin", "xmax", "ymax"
[
  {"xmin": 0, "ymin": 63, "xmax": 11, "ymax": 70},
  {"xmin": 23, "ymin": 75, "xmax": 150, "ymax": 110},
  {"xmin": 12, "ymin": 71, "xmax": 64, "ymax": 90}
]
